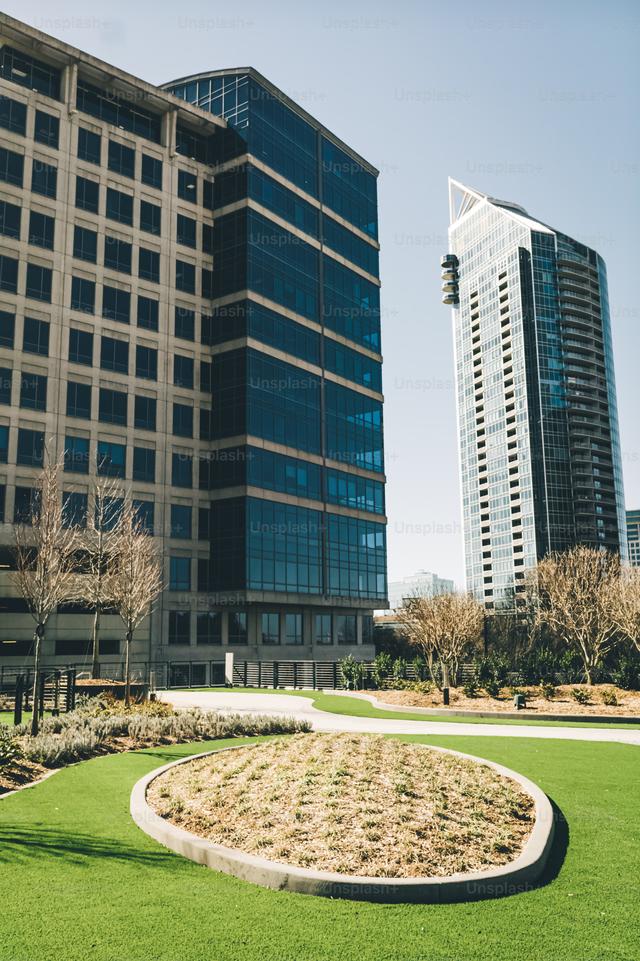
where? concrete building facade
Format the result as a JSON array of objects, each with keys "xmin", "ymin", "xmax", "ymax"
[{"xmin": 0, "ymin": 15, "xmax": 387, "ymax": 683}]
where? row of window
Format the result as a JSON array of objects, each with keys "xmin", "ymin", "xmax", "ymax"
[
  {"xmin": 166, "ymin": 610, "xmax": 365, "ymax": 646},
  {"xmin": 0, "ymin": 94, "xmax": 59, "ymax": 146}
]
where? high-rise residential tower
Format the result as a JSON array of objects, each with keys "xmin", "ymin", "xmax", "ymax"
[
  {"xmin": 0, "ymin": 14, "xmax": 386, "ymax": 682},
  {"xmin": 444, "ymin": 179, "xmax": 626, "ymax": 608}
]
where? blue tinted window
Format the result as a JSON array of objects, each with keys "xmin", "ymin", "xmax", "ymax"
[
  {"xmin": 71, "ymin": 277, "xmax": 95, "ymax": 313},
  {"xmin": 170, "ymin": 556, "xmax": 191, "ymax": 591},
  {"xmin": 97, "ymin": 440, "xmax": 126, "ymax": 477},
  {"xmin": 177, "ymin": 214, "xmax": 196, "ymax": 247},
  {"xmin": 77, "ymin": 81, "xmax": 160, "ymax": 142},
  {"xmin": 100, "ymin": 336, "xmax": 128, "ymax": 374},
  {"xmin": 326, "ymin": 468, "xmax": 385, "ymax": 514},
  {"xmin": 323, "ymin": 256, "xmax": 380, "ymax": 350},
  {"xmin": 247, "ymin": 446, "xmax": 322, "ymax": 501},
  {"xmin": 0, "ymin": 95, "xmax": 27, "ymax": 135},
  {"xmin": 0, "ymin": 147, "xmax": 23, "ymax": 187},
  {"xmin": 133, "ymin": 499, "xmax": 154, "ymax": 534},
  {"xmin": 133, "ymin": 446, "xmax": 155, "ymax": 483},
  {"xmin": 73, "ymin": 225, "xmax": 97, "ymax": 263},
  {"xmin": 26, "ymin": 264, "xmax": 52, "ymax": 304},
  {"xmin": 247, "ymin": 498, "xmax": 322, "ymax": 594},
  {"xmin": 23, "ymin": 317, "xmax": 49, "ymax": 356},
  {"xmin": 68, "ymin": 328, "xmax": 93, "ymax": 365},
  {"xmin": 170, "ymin": 504, "xmax": 192, "ymax": 538},
  {"xmin": 173, "ymin": 402, "xmax": 193, "ymax": 438},
  {"xmin": 0, "ymin": 311, "xmax": 15, "ymax": 348},
  {"xmin": 0, "ymin": 367, "xmax": 11, "ymax": 405},
  {"xmin": 176, "ymin": 259, "xmax": 196, "ymax": 293},
  {"xmin": 76, "ymin": 175, "xmax": 99, "ymax": 212},
  {"xmin": 62, "ymin": 491, "xmax": 88, "ymax": 529},
  {"xmin": 140, "ymin": 200, "xmax": 161, "ymax": 235},
  {"xmin": 141, "ymin": 154, "xmax": 162, "ymax": 189},
  {"xmin": 104, "ymin": 236, "xmax": 132, "ymax": 274},
  {"xmin": 77, "ymin": 127, "xmax": 101, "ymax": 164},
  {"xmin": 0, "ymin": 47, "xmax": 61, "ymax": 100},
  {"xmin": 102, "ymin": 286, "xmax": 130, "ymax": 324},
  {"xmin": 0, "ymin": 255, "xmax": 18, "ymax": 293},
  {"xmin": 135, "ymin": 345, "xmax": 157, "ymax": 380},
  {"xmin": 0, "ymin": 426, "xmax": 7, "ymax": 463},
  {"xmin": 175, "ymin": 306, "xmax": 195, "ymax": 341},
  {"xmin": 247, "ymin": 351, "xmax": 320, "ymax": 453},
  {"xmin": 324, "ymin": 339, "xmax": 382, "ymax": 391},
  {"xmin": 172, "ymin": 452, "xmax": 193, "ymax": 488},
  {"xmin": 106, "ymin": 187, "xmax": 133, "ymax": 225},
  {"xmin": 327, "ymin": 513, "xmax": 386, "ymax": 599},
  {"xmin": 139, "ymin": 247, "xmax": 159, "ymax": 282},
  {"xmin": 325, "ymin": 381, "xmax": 383, "ymax": 472},
  {"xmin": 28, "ymin": 211, "xmax": 54, "ymax": 250},
  {"xmin": 323, "ymin": 217, "xmax": 379, "ymax": 276},
  {"xmin": 98, "ymin": 387, "xmax": 127, "ymax": 425},
  {"xmin": 174, "ymin": 355, "xmax": 194, "ymax": 389},
  {"xmin": 209, "ymin": 299, "xmax": 321, "ymax": 364},
  {"xmin": 137, "ymin": 295, "xmax": 158, "ymax": 330},
  {"xmin": 178, "ymin": 169, "xmax": 197, "ymax": 202},
  {"xmin": 134, "ymin": 395, "xmax": 156, "ymax": 431},
  {"xmin": 245, "ymin": 79, "xmax": 317, "ymax": 195},
  {"xmin": 321, "ymin": 138, "xmax": 377, "ymax": 238},
  {"xmin": 64, "ymin": 435, "xmax": 90, "ymax": 473},
  {"xmin": 66, "ymin": 381, "xmax": 91, "ymax": 418},
  {"xmin": 20, "ymin": 372, "xmax": 47, "ymax": 411},
  {"xmin": 0, "ymin": 200, "xmax": 21, "ymax": 239},
  {"xmin": 17, "ymin": 428, "xmax": 44, "ymax": 467},
  {"xmin": 34, "ymin": 111, "xmax": 59, "ymax": 148},
  {"xmin": 31, "ymin": 159, "xmax": 57, "ymax": 198}
]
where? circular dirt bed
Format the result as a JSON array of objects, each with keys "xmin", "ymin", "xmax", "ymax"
[{"xmin": 147, "ymin": 733, "xmax": 535, "ymax": 878}]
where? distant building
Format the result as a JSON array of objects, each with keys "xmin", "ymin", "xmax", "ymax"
[
  {"xmin": 387, "ymin": 571, "xmax": 454, "ymax": 611},
  {"xmin": 628, "ymin": 510, "xmax": 640, "ymax": 567}
]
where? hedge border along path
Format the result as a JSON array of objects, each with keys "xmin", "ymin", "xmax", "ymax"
[{"xmin": 130, "ymin": 739, "xmax": 555, "ymax": 903}]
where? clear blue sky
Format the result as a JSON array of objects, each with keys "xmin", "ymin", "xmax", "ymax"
[{"xmin": 9, "ymin": 0, "xmax": 640, "ymax": 586}]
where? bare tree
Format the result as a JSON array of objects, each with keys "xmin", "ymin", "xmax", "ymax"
[
  {"xmin": 398, "ymin": 591, "xmax": 484, "ymax": 689},
  {"xmin": 525, "ymin": 546, "xmax": 621, "ymax": 684},
  {"xmin": 12, "ymin": 458, "xmax": 79, "ymax": 733},
  {"xmin": 110, "ymin": 500, "xmax": 163, "ymax": 705},
  {"xmin": 605, "ymin": 566, "xmax": 640, "ymax": 655},
  {"xmin": 76, "ymin": 478, "xmax": 122, "ymax": 678}
]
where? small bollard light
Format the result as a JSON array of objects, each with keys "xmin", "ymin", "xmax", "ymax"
[{"xmin": 513, "ymin": 693, "xmax": 526, "ymax": 710}]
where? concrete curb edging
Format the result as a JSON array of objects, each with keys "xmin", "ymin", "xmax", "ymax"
[
  {"xmin": 337, "ymin": 690, "xmax": 640, "ymax": 725},
  {"xmin": 130, "ymin": 741, "xmax": 556, "ymax": 903}
]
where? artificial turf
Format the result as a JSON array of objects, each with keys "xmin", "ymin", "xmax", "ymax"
[
  {"xmin": 1, "ymin": 734, "xmax": 638, "ymax": 961},
  {"xmin": 182, "ymin": 686, "xmax": 640, "ymax": 729}
]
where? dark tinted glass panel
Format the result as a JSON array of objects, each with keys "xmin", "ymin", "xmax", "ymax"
[
  {"xmin": 34, "ymin": 110, "xmax": 59, "ymax": 148},
  {"xmin": 77, "ymin": 127, "xmax": 101, "ymax": 164},
  {"xmin": 31, "ymin": 159, "xmax": 57, "ymax": 198},
  {"xmin": 28, "ymin": 211, "xmax": 54, "ymax": 249},
  {"xmin": 75, "ymin": 175, "xmax": 99, "ymax": 212},
  {"xmin": 0, "ymin": 95, "xmax": 27, "ymax": 134},
  {"xmin": 0, "ymin": 47, "xmax": 61, "ymax": 99}
]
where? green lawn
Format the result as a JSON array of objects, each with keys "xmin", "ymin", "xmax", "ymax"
[
  {"xmin": 181, "ymin": 686, "xmax": 640, "ymax": 729},
  {"xmin": 1, "ymin": 734, "xmax": 638, "ymax": 961}
]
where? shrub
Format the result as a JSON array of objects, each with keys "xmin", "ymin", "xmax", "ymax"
[
  {"xmin": 371, "ymin": 652, "xmax": 392, "ymax": 689},
  {"xmin": 570, "ymin": 687, "xmax": 591, "ymax": 705},
  {"xmin": 463, "ymin": 678, "xmax": 480, "ymax": 698},
  {"xmin": 412, "ymin": 657, "xmax": 429, "ymax": 682},
  {"xmin": 339, "ymin": 655, "xmax": 365, "ymax": 691},
  {"xmin": 0, "ymin": 725, "xmax": 22, "ymax": 767},
  {"xmin": 611, "ymin": 655, "xmax": 640, "ymax": 691},
  {"xmin": 539, "ymin": 680, "xmax": 557, "ymax": 701},
  {"xmin": 601, "ymin": 688, "xmax": 618, "ymax": 707},
  {"xmin": 476, "ymin": 653, "xmax": 510, "ymax": 687},
  {"xmin": 392, "ymin": 658, "xmax": 408, "ymax": 681},
  {"xmin": 484, "ymin": 678, "xmax": 502, "ymax": 698},
  {"xmin": 23, "ymin": 728, "xmax": 100, "ymax": 766}
]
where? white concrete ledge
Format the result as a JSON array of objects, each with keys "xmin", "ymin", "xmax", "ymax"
[{"xmin": 130, "ymin": 741, "xmax": 556, "ymax": 903}]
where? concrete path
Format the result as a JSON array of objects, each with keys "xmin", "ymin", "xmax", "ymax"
[{"xmin": 159, "ymin": 690, "xmax": 640, "ymax": 746}]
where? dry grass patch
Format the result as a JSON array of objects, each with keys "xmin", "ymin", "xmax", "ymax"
[
  {"xmin": 147, "ymin": 733, "xmax": 535, "ymax": 878},
  {"xmin": 375, "ymin": 684, "xmax": 640, "ymax": 716}
]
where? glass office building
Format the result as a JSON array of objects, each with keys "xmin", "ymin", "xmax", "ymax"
[
  {"xmin": 0, "ymin": 15, "xmax": 386, "ymax": 678},
  {"xmin": 445, "ymin": 179, "xmax": 626, "ymax": 607},
  {"xmin": 627, "ymin": 510, "xmax": 640, "ymax": 568}
]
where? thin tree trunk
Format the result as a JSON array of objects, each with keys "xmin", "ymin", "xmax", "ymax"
[
  {"xmin": 91, "ymin": 608, "xmax": 101, "ymax": 679},
  {"xmin": 124, "ymin": 629, "xmax": 132, "ymax": 707},
  {"xmin": 31, "ymin": 626, "xmax": 42, "ymax": 736}
]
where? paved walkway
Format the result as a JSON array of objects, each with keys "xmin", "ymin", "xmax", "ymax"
[{"xmin": 159, "ymin": 690, "xmax": 640, "ymax": 746}]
